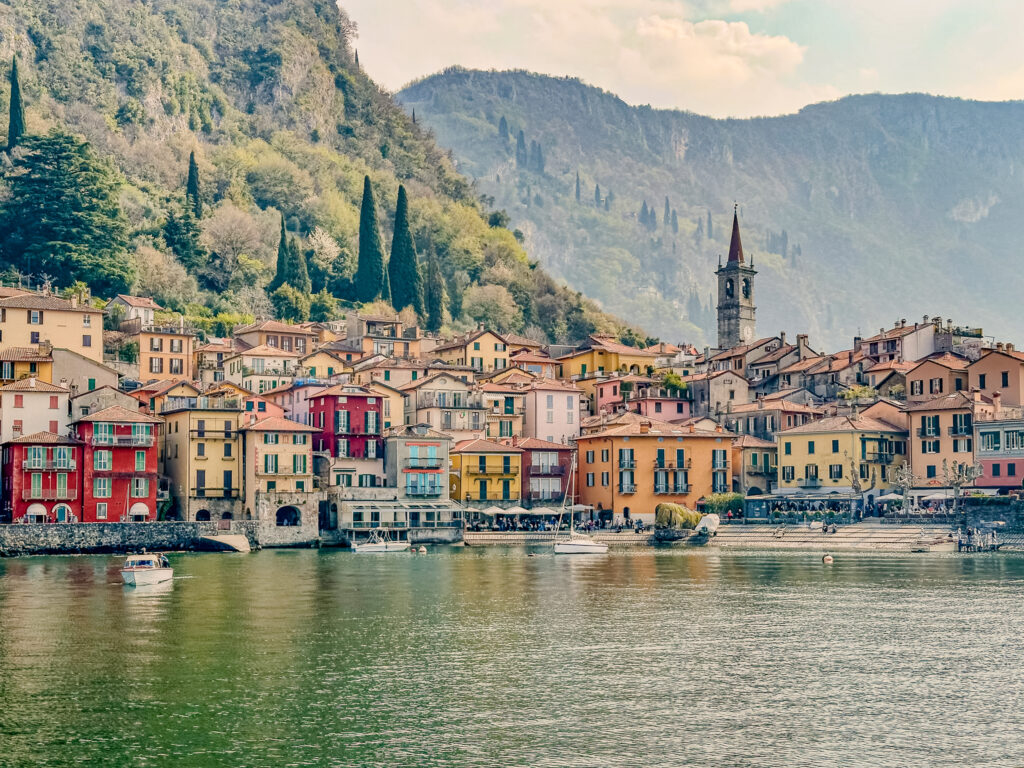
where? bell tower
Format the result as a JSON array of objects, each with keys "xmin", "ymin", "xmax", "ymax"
[{"xmin": 716, "ymin": 205, "xmax": 757, "ymax": 349}]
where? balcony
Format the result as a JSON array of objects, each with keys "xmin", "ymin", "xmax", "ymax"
[
  {"xmin": 653, "ymin": 459, "xmax": 693, "ymax": 470},
  {"xmin": 712, "ymin": 459, "xmax": 729, "ymax": 470},
  {"xmin": 462, "ymin": 493, "xmax": 521, "ymax": 503},
  {"xmin": 797, "ymin": 477, "xmax": 822, "ymax": 489},
  {"xmin": 526, "ymin": 491, "xmax": 566, "ymax": 502},
  {"xmin": 712, "ymin": 485, "xmax": 730, "ymax": 494},
  {"xmin": 618, "ymin": 483, "xmax": 637, "ymax": 494},
  {"xmin": 416, "ymin": 392, "xmax": 486, "ymax": 410},
  {"xmin": 191, "ymin": 488, "xmax": 239, "ymax": 499},
  {"xmin": 23, "ymin": 488, "xmax": 77, "ymax": 501},
  {"xmin": 406, "ymin": 457, "xmax": 445, "ymax": 469},
  {"xmin": 191, "ymin": 430, "xmax": 235, "ymax": 439},
  {"xmin": 916, "ymin": 428, "xmax": 940, "ymax": 438},
  {"xmin": 337, "ymin": 426, "xmax": 381, "ymax": 436},
  {"xmin": 20, "ymin": 460, "xmax": 76, "ymax": 472},
  {"xmin": 406, "ymin": 486, "xmax": 444, "ymax": 497},
  {"xmin": 93, "ymin": 470, "xmax": 157, "ymax": 478},
  {"xmin": 618, "ymin": 458, "xmax": 637, "ymax": 469},
  {"xmin": 948, "ymin": 426, "xmax": 973, "ymax": 436},
  {"xmin": 91, "ymin": 435, "xmax": 154, "ymax": 447},
  {"xmin": 529, "ymin": 464, "xmax": 566, "ymax": 476},
  {"xmin": 746, "ymin": 464, "xmax": 777, "ymax": 476},
  {"xmin": 866, "ymin": 452, "xmax": 895, "ymax": 464},
  {"xmin": 673, "ymin": 484, "xmax": 691, "ymax": 494},
  {"xmin": 654, "ymin": 484, "xmax": 672, "ymax": 494},
  {"xmin": 472, "ymin": 465, "xmax": 516, "ymax": 475}
]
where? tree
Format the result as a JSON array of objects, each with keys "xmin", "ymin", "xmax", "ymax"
[
  {"xmin": 515, "ymin": 130, "xmax": 527, "ymax": 168},
  {"xmin": 309, "ymin": 289, "xmax": 339, "ymax": 322},
  {"xmin": 186, "ymin": 150, "xmax": 202, "ymax": 219},
  {"xmin": 289, "ymin": 236, "xmax": 311, "ymax": 294},
  {"xmin": 268, "ymin": 214, "xmax": 289, "ymax": 293},
  {"xmin": 462, "ymin": 284, "xmax": 522, "ymax": 331},
  {"xmin": 664, "ymin": 197, "xmax": 671, "ymax": 227},
  {"xmin": 891, "ymin": 462, "xmax": 919, "ymax": 514},
  {"xmin": 707, "ymin": 210, "xmax": 713, "ymax": 240},
  {"xmin": 7, "ymin": 55, "xmax": 25, "ymax": 150},
  {"xmin": 648, "ymin": 207, "xmax": 657, "ymax": 230},
  {"xmin": 575, "ymin": 171, "xmax": 581, "ymax": 202},
  {"xmin": 424, "ymin": 251, "xmax": 445, "ymax": 333},
  {"xmin": 307, "ymin": 226, "xmax": 340, "ymax": 293},
  {"xmin": 381, "ymin": 256, "xmax": 392, "ymax": 305},
  {"xmin": 640, "ymin": 200, "xmax": 649, "ymax": 226},
  {"xmin": 163, "ymin": 206, "xmax": 207, "ymax": 272},
  {"xmin": 942, "ymin": 459, "xmax": 983, "ymax": 515},
  {"xmin": 0, "ymin": 131, "xmax": 132, "ymax": 295},
  {"xmin": 498, "ymin": 115, "xmax": 509, "ymax": 142},
  {"xmin": 354, "ymin": 175, "xmax": 386, "ymax": 302},
  {"xmin": 594, "ymin": 183, "xmax": 601, "ymax": 207},
  {"xmin": 388, "ymin": 184, "xmax": 423, "ymax": 314},
  {"xmin": 269, "ymin": 284, "xmax": 310, "ymax": 322},
  {"xmin": 671, "ymin": 209, "xmax": 679, "ymax": 234}
]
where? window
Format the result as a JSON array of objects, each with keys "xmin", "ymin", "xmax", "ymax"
[
  {"xmin": 224, "ymin": 442, "xmax": 232, "ymax": 458},
  {"xmin": 832, "ymin": 439, "xmax": 839, "ymax": 453},
  {"xmin": 601, "ymin": 449, "xmax": 609, "ymax": 462},
  {"xmin": 29, "ymin": 310, "xmax": 42, "ymax": 324},
  {"xmin": 980, "ymin": 432, "xmax": 1001, "ymax": 451},
  {"xmin": 979, "ymin": 373, "xmax": 987, "ymax": 389},
  {"xmin": 87, "ymin": 378, "xmax": 95, "ymax": 391},
  {"xmin": 586, "ymin": 472, "xmax": 594, "ymax": 487},
  {"xmin": 131, "ymin": 478, "xmax": 149, "ymax": 497},
  {"xmin": 784, "ymin": 442, "xmax": 791, "ymax": 455},
  {"xmin": 601, "ymin": 471, "xmax": 609, "ymax": 486},
  {"xmin": 293, "ymin": 433, "xmax": 308, "ymax": 445},
  {"xmin": 1010, "ymin": 463, "xmax": 1017, "ymax": 477},
  {"xmin": 910, "ymin": 380, "xmax": 923, "ymax": 396},
  {"xmin": 197, "ymin": 442, "xmax": 206, "ymax": 457},
  {"xmin": 782, "ymin": 466, "xmax": 795, "ymax": 481},
  {"xmin": 82, "ymin": 335, "xmax": 92, "ymax": 347},
  {"xmin": 94, "ymin": 450, "xmax": 112, "ymax": 471},
  {"xmin": 135, "ymin": 450, "xmax": 146, "ymax": 471},
  {"xmin": 264, "ymin": 454, "xmax": 278, "ymax": 474},
  {"xmin": 586, "ymin": 450, "xmax": 594, "ymax": 463},
  {"xmin": 808, "ymin": 441, "xmax": 815, "ymax": 455},
  {"xmin": 993, "ymin": 463, "xmax": 1002, "ymax": 478},
  {"xmin": 263, "ymin": 433, "xmax": 279, "ymax": 444},
  {"xmin": 93, "ymin": 477, "xmax": 112, "ymax": 498},
  {"xmin": 829, "ymin": 464, "xmax": 843, "ymax": 480},
  {"xmin": 149, "ymin": 358, "xmax": 164, "ymax": 374},
  {"xmin": 170, "ymin": 339, "xmax": 183, "ymax": 353},
  {"xmin": 13, "ymin": 395, "xmax": 22, "ymax": 408},
  {"xmin": 170, "ymin": 359, "xmax": 183, "ymax": 375},
  {"xmin": 926, "ymin": 465, "xmax": 937, "ymax": 478},
  {"xmin": 1003, "ymin": 371, "xmax": 1010, "ymax": 388},
  {"xmin": 30, "ymin": 331, "xmax": 39, "ymax": 344},
  {"xmin": 293, "ymin": 454, "xmax": 307, "ymax": 474},
  {"xmin": 96, "ymin": 503, "xmax": 108, "ymax": 520},
  {"xmin": 149, "ymin": 337, "xmax": 163, "ymax": 352}
]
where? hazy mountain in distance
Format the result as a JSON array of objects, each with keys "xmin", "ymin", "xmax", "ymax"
[{"xmin": 400, "ymin": 67, "xmax": 1024, "ymax": 348}]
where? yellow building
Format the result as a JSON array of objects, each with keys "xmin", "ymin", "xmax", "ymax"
[
  {"xmin": 132, "ymin": 379, "xmax": 200, "ymax": 415},
  {"xmin": 0, "ymin": 292, "xmax": 104, "ymax": 363},
  {"xmin": 450, "ymin": 438, "xmax": 523, "ymax": 504},
  {"xmin": 240, "ymin": 415, "xmax": 317, "ymax": 524},
  {"xmin": 433, "ymin": 329, "xmax": 510, "ymax": 373},
  {"xmin": 135, "ymin": 326, "xmax": 195, "ymax": 382},
  {"xmin": 777, "ymin": 414, "xmax": 908, "ymax": 496},
  {"xmin": 233, "ymin": 319, "xmax": 317, "ymax": 355},
  {"xmin": 365, "ymin": 380, "xmax": 405, "ymax": 430},
  {"xmin": 478, "ymin": 382, "xmax": 526, "ymax": 440},
  {"xmin": 161, "ymin": 394, "xmax": 244, "ymax": 521},
  {"xmin": 0, "ymin": 347, "xmax": 54, "ymax": 384},
  {"xmin": 557, "ymin": 334, "xmax": 658, "ymax": 379},
  {"xmin": 575, "ymin": 419, "xmax": 731, "ymax": 525},
  {"xmin": 298, "ymin": 349, "xmax": 349, "ymax": 380}
]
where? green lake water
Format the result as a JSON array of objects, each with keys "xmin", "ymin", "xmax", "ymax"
[{"xmin": 2, "ymin": 547, "xmax": 1023, "ymax": 767}]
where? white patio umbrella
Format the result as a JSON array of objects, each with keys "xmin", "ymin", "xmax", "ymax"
[
  {"xmin": 503, "ymin": 506, "xmax": 529, "ymax": 516},
  {"xmin": 921, "ymin": 493, "xmax": 949, "ymax": 501},
  {"xmin": 876, "ymin": 493, "xmax": 902, "ymax": 502}
]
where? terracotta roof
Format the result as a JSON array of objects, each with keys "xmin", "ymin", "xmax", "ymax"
[
  {"xmin": 911, "ymin": 352, "xmax": 970, "ymax": 371},
  {"xmin": 113, "ymin": 294, "xmax": 162, "ymax": 310},
  {"xmin": 385, "ymin": 423, "xmax": 453, "ymax": 440},
  {"xmin": 398, "ymin": 372, "xmax": 469, "ymax": 391},
  {"xmin": 862, "ymin": 323, "xmax": 931, "ymax": 343},
  {"xmin": 583, "ymin": 419, "xmax": 724, "ymax": 440},
  {"xmin": 778, "ymin": 414, "xmax": 905, "ymax": 435},
  {"xmin": 234, "ymin": 320, "xmax": 317, "ymax": 336},
  {"xmin": 0, "ymin": 287, "xmax": 31, "ymax": 298},
  {"xmin": 527, "ymin": 378, "xmax": 580, "ymax": 392},
  {"xmin": 309, "ymin": 383, "xmax": 374, "ymax": 399},
  {"xmin": 226, "ymin": 344, "xmax": 300, "ymax": 359},
  {"xmin": 732, "ymin": 434, "xmax": 777, "ymax": 449},
  {"xmin": 502, "ymin": 333, "xmax": 544, "ymax": 349},
  {"xmin": 574, "ymin": 334, "xmax": 658, "ymax": 358},
  {"xmin": 9, "ymin": 430, "xmax": 82, "ymax": 445},
  {"xmin": 0, "ymin": 294, "xmax": 101, "ymax": 312},
  {"xmin": 596, "ymin": 374, "xmax": 655, "ymax": 387},
  {"xmin": 751, "ymin": 344, "xmax": 796, "ymax": 365},
  {"xmin": 725, "ymin": 399, "xmax": 823, "ymax": 415},
  {"xmin": 477, "ymin": 382, "xmax": 526, "ymax": 394},
  {"xmin": 866, "ymin": 359, "xmax": 914, "ymax": 373},
  {"xmin": 70, "ymin": 385, "xmax": 125, "ymax": 401},
  {"xmin": 240, "ymin": 415, "xmax": 318, "ymax": 432},
  {"xmin": 195, "ymin": 341, "xmax": 235, "ymax": 354},
  {"xmin": 432, "ymin": 329, "xmax": 505, "ymax": 354},
  {"xmin": 778, "ymin": 355, "xmax": 827, "ymax": 375},
  {"xmin": 453, "ymin": 438, "xmax": 523, "ymax": 453},
  {"xmin": 509, "ymin": 437, "xmax": 572, "ymax": 451},
  {"xmin": 645, "ymin": 342, "xmax": 682, "ymax": 355},
  {"xmin": 0, "ymin": 347, "xmax": 51, "ymax": 362},
  {"xmin": 134, "ymin": 379, "xmax": 198, "ymax": 397},
  {"xmin": 74, "ymin": 405, "xmax": 162, "ymax": 424},
  {"xmin": 511, "ymin": 351, "xmax": 555, "ymax": 364},
  {"xmin": 904, "ymin": 391, "xmax": 986, "ymax": 412},
  {"xmin": 727, "ymin": 208, "xmax": 744, "ymax": 263},
  {"xmin": 0, "ymin": 378, "xmax": 68, "ymax": 393},
  {"xmin": 710, "ymin": 337, "xmax": 778, "ymax": 362}
]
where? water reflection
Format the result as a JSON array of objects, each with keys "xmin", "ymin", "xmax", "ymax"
[{"xmin": 3, "ymin": 548, "xmax": 1024, "ymax": 766}]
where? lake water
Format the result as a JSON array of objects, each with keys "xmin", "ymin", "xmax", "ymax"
[{"xmin": 2, "ymin": 547, "xmax": 1024, "ymax": 767}]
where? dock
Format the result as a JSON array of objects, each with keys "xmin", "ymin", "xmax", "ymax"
[{"xmin": 197, "ymin": 534, "xmax": 252, "ymax": 553}]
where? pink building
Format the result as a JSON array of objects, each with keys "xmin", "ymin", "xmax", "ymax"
[
  {"xmin": 625, "ymin": 382, "xmax": 691, "ymax": 421},
  {"xmin": 592, "ymin": 375, "xmax": 655, "ymax": 416},
  {"xmin": 308, "ymin": 384, "xmax": 383, "ymax": 488},
  {"xmin": 523, "ymin": 379, "xmax": 582, "ymax": 445}
]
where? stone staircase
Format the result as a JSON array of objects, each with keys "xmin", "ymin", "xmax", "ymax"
[{"xmin": 711, "ymin": 520, "xmax": 957, "ymax": 552}]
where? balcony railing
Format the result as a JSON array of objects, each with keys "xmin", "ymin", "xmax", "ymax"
[
  {"xmin": 526, "ymin": 491, "xmax": 566, "ymax": 502},
  {"xmin": 23, "ymin": 488, "xmax": 77, "ymax": 500},
  {"xmin": 191, "ymin": 488, "xmax": 239, "ymax": 498},
  {"xmin": 416, "ymin": 393, "xmax": 486, "ymax": 410},
  {"xmin": 916, "ymin": 428, "xmax": 940, "ymax": 438},
  {"xmin": 654, "ymin": 484, "xmax": 672, "ymax": 494},
  {"xmin": 191, "ymin": 430, "xmax": 235, "ymax": 439},
  {"xmin": 797, "ymin": 477, "xmax": 822, "ymax": 488},
  {"xmin": 406, "ymin": 457, "xmax": 445, "ymax": 469},
  {"xmin": 20, "ymin": 460, "xmax": 76, "ymax": 472},
  {"xmin": 712, "ymin": 459, "xmax": 729, "ymax": 470},
  {"xmin": 618, "ymin": 483, "xmax": 637, "ymax": 494},
  {"xmin": 653, "ymin": 459, "xmax": 693, "ymax": 470},
  {"xmin": 948, "ymin": 426, "xmax": 972, "ymax": 436},
  {"xmin": 866, "ymin": 452, "xmax": 895, "ymax": 464},
  {"xmin": 406, "ymin": 486, "xmax": 444, "ymax": 497},
  {"xmin": 673, "ymin": 484, "xmax": 691, "ymax": 494},
  {"xmin": 529, "ymin": 464, "xmax": 565, "ymax": 475},
  {"xmin": 618, "ymin": 459, "xmax": 636, "ymax": 469},
  {"xmin": 746, "ymin": 464, "xmax": 777, "ymax": 476},
  {"xmin": 462, "ymin": 493, "xmax": 521, "ymax": 503},
  {"xmin": 472, "ymin": 465, "xmax": 516, "ymax": 475},
  {"xmin": 91, "ymin": 435, "xmax": 154, "ymax": 447}
]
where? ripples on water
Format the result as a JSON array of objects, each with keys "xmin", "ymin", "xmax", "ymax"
[{"xmin": 2, "ymin": 549, "xmax": 1024, "ymax": 767}]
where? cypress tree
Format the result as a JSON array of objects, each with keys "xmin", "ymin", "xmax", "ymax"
[
  {"xmin": 649, "ymin": 207, "xmax": 657, "ymax": 230},
  {"xmin": 515, "ymin": 130, "xmax": 527, "ymax": 168},
  {"xmin": 671, "ymin": 209, "xmax": 679, "ymax": 234},
  {"xmin": 411, "ymin": 108, "xmax": 417, "ymax": 125},
  {"xmin": 388, "ymin": 184, "xmax": 423, "ymax": 314},
  {"xmin": 707, "ymin": 210, "xmax": 713, "ymax": 240},
  {"xmin": 424, "ymin": 251, "xmax": 445, "ymax": 333},
  {"xmin": 290, "ymin": 236, "xmax": 311, "ymax": 294},
  {"xmin": 498, "ymin": 115, "xmax": 509, "ymax": 142},
  {"xmin": 164, "ymin": 207, "xmax": 206, "ymax": 271},
  {"xmin": 269, "ymin": 214, "xmax": 289, "ymax": 293},
  {"xmin": 575, "ymin": 172, "xmax": 581, "ymax": 202},
  {"xmin": 355, "ymin": 175, "xmax": 386, "ymax": 302},
  {"xmin": 7, "ymin": 55, "xmax": 25, "ymax": 151},
  {"xmin": 640, "ymin": 200, "xmax": 649, "ymax": 226},
  {"xmin": 604, "ymin": 197, "xmax": 610, "ymax": 212},
  {"xmin": 186, "ymin": 150, "xmax": 202, "ymax": 219},
  {"xmin": 381, "ymin": 258, "xmax": 392, "ymax": 305},
  {"xmin": 664, "ymin": 197, "xmax": 670, "ymax": 226},
  {"xmin": 594, "ymin": 183, "xmax": 600, "ymax": 207}
]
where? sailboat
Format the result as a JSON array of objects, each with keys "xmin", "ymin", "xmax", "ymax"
[
  {"xmin": 351, "ymin": 528, "xmax": 410, "ymax": 553},
  {"xmin": 554, "ymin": 453, "xmax": 609, "ymax": 555}
]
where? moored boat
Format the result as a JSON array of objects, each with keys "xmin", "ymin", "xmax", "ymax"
[
  {"xmin": 554, "ymin": 532, "xmax": 609, "ymax": 554},
  {"xmin": 120, "ymin": 553, "xmax": 173, "ymax": 586},
  {"xmin": 352, "ymin": 529, "xmax": 410, "ymax": 553}
]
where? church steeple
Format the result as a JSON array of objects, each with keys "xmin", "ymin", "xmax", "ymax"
[{"xmin": 727, "ymin": 204, "xmax": 744, "ymax": 263}]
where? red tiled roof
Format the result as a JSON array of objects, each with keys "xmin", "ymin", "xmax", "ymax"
[
  {"xmin": 74, "ymin": 405, "xmax": 163, "ymax": 424},
  {"xmin": 732, "ymin": 434, "xmax": 776, "ymax": 449},
  {"xmin": 0, "ymin": 294, "xmax": 102, "ymax": 312},
  {"xmin": 0, "ymin": 378, "xmax": 67, "ymax": 392},
  {"xmin": 240, "ymin": 415, "xmax": 318, "ymax": 432},
  {"xmin": 778, "ymin": 414, "xmax": 905, "ymax": 435},
  {"xmin": 0, "ymin": 347, "xmax": 52, "ymax": 362},
  {"xmin": 453, "ymin": 438, "xmax": 523, "ymax": 453},
  {"xmin": 113, "ymin": 294, "xmax": 162, "ymax": 310},
  {"xmin": 510, "ymin": 437, "xmax": 572, "ymax": 451},
  {"xmin": 9, "ymin": 430, "xmax": 82, "ymax": 445},
  {"xmin": 234, "ymin": 320, "xmax": 317, "ymax": 336},
  {"xmin": 904, "ymin": 391, "xmax": 987, "ymax": 412}
]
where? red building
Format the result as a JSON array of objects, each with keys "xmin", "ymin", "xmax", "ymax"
[
  {"xmin": 73, "ymin": 405, "xmax": 162, "ymax": 522},
  {"xmin": 2, "ymin": 432, "xmax": 84, "ymax": 523},
  {"xmin": 308, "ymin": 384, "xmax": 382, "ymax": 460},
  {"xmin": 509, "ymin": 437, "xmax": 575, "ymax": 505}
]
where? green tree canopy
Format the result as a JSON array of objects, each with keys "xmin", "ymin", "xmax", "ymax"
[
  {"xmin": 270, "ymin": 284, "xmax": 310, "ymax": 322},
  {"xmin": 186, "ymin": 149, "xmax": 202, "ymax": 219},
  {"xmin": 424, "ymin": 251, "xmax": 445, "ymax": 333},
  {"xmin": 388, "ymin": 184, "xmax": 423, "ymax": 314},
  {"xmin": 0, "ymin": 130, "xmax": 132, "ymax": 295},
  {"xmin": 7, "ymin": 55, "xmax": 25, "ymax": 150},
  {"xmin": 354, "ymin": 175, "xmax": 386, "ymax": 302},
  {"xmin": 163, "ymin": 206, "xmax": 207, "ymax": 272},
  {"xmin": 268, "ymin": 213, "xmax": 288, "ymax": 293},
  {"xmin": 289, "ymin": 236, "xmax": 311, "ymax": 294}
]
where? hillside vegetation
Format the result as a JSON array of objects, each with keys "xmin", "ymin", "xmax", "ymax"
[
  {"xmin": 399, "ymin": 68, "xmax": 1024, "ymax": 347},
  {"xmin": 0, "ymin": 2, "xmax": 641, "ymax": 345}
]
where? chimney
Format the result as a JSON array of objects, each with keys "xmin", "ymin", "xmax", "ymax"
[
  {"xmin": 779, "ymin": 331, "xmax": 786, "ymax": 345},
  {"xmin": 900, "ymin": 319, "xmax": 907, "ymax": 328},
  {"xmin": 703, "ymin": 346, "xmax": 710, "ymax": 362},
  {"xmin": 639, "ymin": 421, "xmax": 650, "ymax": 434},
  {"xmin": 1008, "ymin": 343, "xmax": 1016, "ymax": 353},
  {"xmin": 29, "ymin": 378, "xmax": 35, "ymax": 388},
  {"xmin": 688, "ymin": 423, "xmax": 695, "ymax": 433},
  {"xmin": 923, "ymin": 315, "xmax": 929, "ymax": 324},
  {"xmin": 70, "ymin": 295, "xmax": 78, "ymax": 308},
  {"xmin": 853, "ymin": 335, "xmax": 863, "ymax": 350},
  {"xmin": 997, "ymin": 342, "xmax": 1005, "ymax": 352},
  {"xmin": 972, "ymin": 387, "xmax": 982, "ymax": 403},
  {"xmin": 757, "ymin": 393, "xmax": 765, "ymax": 410},
  {"xmin": 993, "ymin": 391, "xmax": 1002, "ymax": 417}
]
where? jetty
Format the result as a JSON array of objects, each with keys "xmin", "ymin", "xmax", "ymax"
[
  {"xmin": 709, "ymin": 520, "xmax": 957, "ymax": 552},
  {"xmin": 463, "ymin": 530, "xmax": 653, "ymax": 547}
]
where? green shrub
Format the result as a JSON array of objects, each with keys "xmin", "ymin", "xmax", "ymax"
[{"xmin": 655, "ymin": 502, "xmax": 702, "ymax": 530}]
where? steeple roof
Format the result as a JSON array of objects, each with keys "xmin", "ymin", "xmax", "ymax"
[{"xmin": 727, "ymin": 205, "xmax": 744, "ymax": 263}]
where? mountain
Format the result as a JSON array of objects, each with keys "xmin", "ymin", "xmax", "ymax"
[
  {"xmin": 0, "ymin": 3, "xmax": 639, "ymax": 345},
  {"xmin": 399, "ymin": 68, "xmax": 1024, "ymax": 348}
]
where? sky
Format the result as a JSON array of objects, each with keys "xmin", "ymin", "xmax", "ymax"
[{"xmin": 342, "ymin": 0, "xmax": 1024, "ymax": 118}]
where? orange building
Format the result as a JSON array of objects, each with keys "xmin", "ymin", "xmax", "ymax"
[
  {"xmin": 575, "ymin": 419, "xmax": 732, "ymax": 526},
  {"xmin": 905, "ymin": 353, "xmax": 969, "ymax": 404},
  {"xmin": 967, "ymin": 345, "xmax": 1024, "ymax": 406}
]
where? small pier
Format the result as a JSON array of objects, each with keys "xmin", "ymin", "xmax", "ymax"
[{"xmin": 197, "ymin": 534, "xmax": 251, "ymax": 553}]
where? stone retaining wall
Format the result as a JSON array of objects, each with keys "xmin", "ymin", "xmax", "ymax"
[{"xmin": 961, "ymin": 498, "xmax": 1024, "ymax": 532}]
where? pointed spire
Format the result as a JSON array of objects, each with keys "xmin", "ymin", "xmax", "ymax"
[{"xmin": 727, "ymin": 203, "xmax": 744, "ymax": 264}]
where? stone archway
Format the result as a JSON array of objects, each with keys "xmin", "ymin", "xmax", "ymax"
[
  {"xmin": 276, "ymin": 506, "xmax": 301, "ymax": 527},
  {"xmin": 195, "ymin": 509, "xmax": 211, "ymax": 521},
  {"xmin": 221, "ymin": 511, "xmax": 233, "ymax": 520}
]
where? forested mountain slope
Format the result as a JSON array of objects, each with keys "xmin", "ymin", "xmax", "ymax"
[
  {"xmin": 0, "ymin": 2, "xmax": 638, "ymax": 344},
  {"xmin": 400, "ymin": 68, "xmax": 1024, "ymax": 347}
]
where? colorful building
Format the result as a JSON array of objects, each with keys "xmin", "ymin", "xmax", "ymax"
[
  {"xmin": 1, "ymin": 431, "xmax": 83, "ymax": 523},
  {"xmin": 967, "ymin": 345, "xmax": 1024, "ymax": 406},
  {"xmin": 308, "ymin": 384, "xmax": 383, "ymax": 489},
  {"xmin": 233, "ymin": 319, "xmax": 317, "ymax": 355},
  {"xmin": 976, "ymin": 415, "xmax": 1024, "ymax": 492},
  {"xmin": 905, "ymin": 353, "xmax": 969, "ymax": 404},
  {"xmin": 0, "ymin": 378, "xmax": 70, "ymax": 442},
  {"xmin": 385, "ymin": 423, "xmax": 452, "ymax": 500},
  {"xmin": 0, "ymin": 346, "xmax": 54, "ymax": 384},
  {"xmin": 134, "ymin": 323, "xmax": 195, "ymax": 382},
  {"xmin": 449, "ymin": 438, "xmax": 523, "ymax": 505},
  {"xmin": 72, "ymin": 405, "xmax": 163, "ymax": 523},
  {"xmin": 732, "ymin": 434, "xmax": 778, "ymax": 495},
  {"xmin": 432, "ymin": 329, "xmax": 510, "ymax": 373},
  {"xmin": 0, "ymin": 292, "xmax": 104, "ymax": 363},
  {"xmin": 402, "ymin": 373, "xmax": 486, "ymax": 441},
  {"xmin": 510, "ymin": 437, "xmax": 574, "ymax": 505},
  {"xmin": 522, "ymin": 378, "xmax": 582, "ymax": 445},
  {"xmin": 240, "ymin": 415, "xmax": 317, "ymax": 527},
  {"xmin": 479, "ymin": 382, "xmax": 526, "ymax": 440},
  {"xmin": 557, "ymin": 334, "xmax": 658, "ymax": 379}
]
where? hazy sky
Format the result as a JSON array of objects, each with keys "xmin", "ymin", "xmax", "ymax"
[{"xmin": 343, "ymin": 0, "xmax": 1024, "ymax": 117}]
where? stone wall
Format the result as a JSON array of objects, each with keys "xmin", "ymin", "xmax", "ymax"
[{"xmin": 961, "ymin": 497, "xmax": 1024, "ymax": 532}]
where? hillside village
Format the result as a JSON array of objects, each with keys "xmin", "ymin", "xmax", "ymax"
[{"xmin": 1, "ymin": 208, "xmax": 1017, "ymax": 545}]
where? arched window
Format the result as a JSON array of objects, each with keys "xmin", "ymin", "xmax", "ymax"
[
  {"xmin": 725, "ymin": 278, "xmax": 734, "ymax": 299},
  {"xmin": 742, "ymin": 278, "xmax": 751, "ymax": 299},
  {"xmin": 276, "ymin": 506, "xmax": 301, "ymax": 527},
  {"xmin": 195, "ymin": 509, "xmax": 211, "ymax": 521}
]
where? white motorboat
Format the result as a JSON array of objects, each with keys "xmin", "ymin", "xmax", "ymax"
[
  {"xmin": 553, "ymin": 455, "xmax": 608, "ymax": 555},
  {"xmin": 694, "ymin": 513, "xmax": 720, "ymax": 536},
  {"xmin": 120, "ymin": 553, "xmax": 173, "ymax": 586},
  {"xmin": 351, "ymin": 529, "xmax": 410, "ymax": 553}
]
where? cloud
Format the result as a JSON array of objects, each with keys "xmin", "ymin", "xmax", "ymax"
[{"xmin": 728, "ymin": 0, "xmax": 792, "ymax": 12}]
